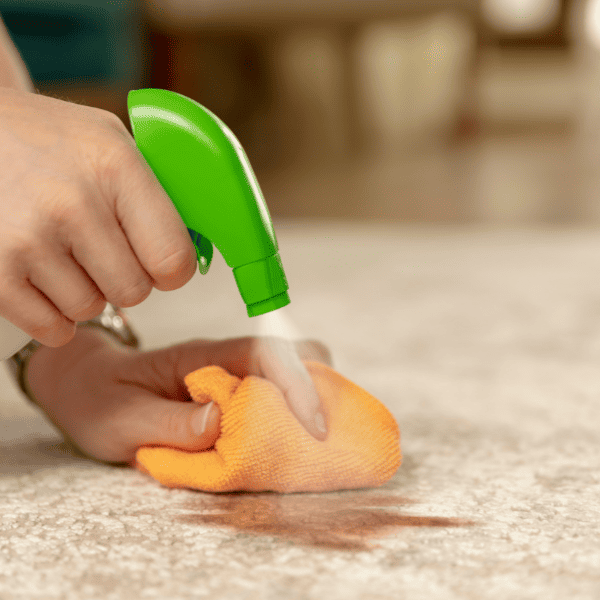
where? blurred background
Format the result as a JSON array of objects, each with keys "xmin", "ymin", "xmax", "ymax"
[{"xmin": 2, "ymin": 0, "xmax": 600, "ymax": 223}]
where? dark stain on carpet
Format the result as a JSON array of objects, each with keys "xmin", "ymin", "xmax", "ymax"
[{"xmin": 175, "ymin": 492, "xmax": 472, "ymax": 551}]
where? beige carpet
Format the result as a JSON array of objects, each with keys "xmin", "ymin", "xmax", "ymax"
[{"xmin": 1, "ymin": 222, "xmax": 600, "ymax": 599}]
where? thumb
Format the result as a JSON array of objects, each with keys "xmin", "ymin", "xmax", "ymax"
[{"xmin": 131, "ymin": 395, "xmax": 221, "ymax": 454}]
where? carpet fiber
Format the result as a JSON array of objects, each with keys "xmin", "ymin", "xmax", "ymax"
[{"xmin": 1, "ymin": 222, "xmax": 599, "ymax": 599}]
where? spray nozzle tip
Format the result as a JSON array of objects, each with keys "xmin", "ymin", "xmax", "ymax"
[{"xmin": 247, "ymin": 291, "xmax": 290, "ymax": 317}]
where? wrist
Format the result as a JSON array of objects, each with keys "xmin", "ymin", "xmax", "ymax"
[
  {"xmin": 8, "ymin": 305, "xmax": 140, "ymax": 404},
  {"xmin": 26, "ymin": 327, "xmax": 120, "ymax": 399}
]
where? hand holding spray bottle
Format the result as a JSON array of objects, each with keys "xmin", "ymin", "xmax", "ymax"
[{"xmin": 0, "ymin": 88, "xmax": 326, "ymax": 440}]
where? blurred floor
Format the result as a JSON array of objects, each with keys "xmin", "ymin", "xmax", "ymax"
[
  {"xmin": 258, "ymin": 45, "xmax": 593, "ymax": 224},
  {"xmin": 259, "ymin": 127, "xmax": 582, "ymax": 223}
]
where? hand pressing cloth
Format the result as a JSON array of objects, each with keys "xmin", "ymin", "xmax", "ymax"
[{"xmin": 134, "ymin": 360, "xmax": 401, "ymax": 493}]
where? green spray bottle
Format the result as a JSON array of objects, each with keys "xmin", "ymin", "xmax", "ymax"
[{"xmin": 127, "ymin": 88, "xmax": 290, "ymax": 317}]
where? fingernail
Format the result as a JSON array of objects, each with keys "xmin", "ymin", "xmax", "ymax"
[
  {"xmin": 193, "ymin": 402, "xmax": 215, "ymax": 436},
  {"xmin": 314, "ymin": 411, "xmax": 327, "ymax": 435}
]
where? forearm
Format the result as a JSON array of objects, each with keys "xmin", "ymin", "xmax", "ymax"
[{"xmin": 0, "ymin": 13, "xmax": 34, "ymax": 92}]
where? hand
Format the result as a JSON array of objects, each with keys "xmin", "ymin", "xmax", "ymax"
[
  {"xmin": 0, "ymin": 87, "xmax": 197, "ymax": 348},
  {"xmin": 26, "ymin": 327, "xmax": 333, "ymax": 464},
  {"xmin": 0, "ymin": 15, "xmax": 34, "ymax": 92}
]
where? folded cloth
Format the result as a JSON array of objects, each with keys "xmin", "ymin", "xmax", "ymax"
[{"xmin": 134, "ymin": 360, "xmax": 401, "ymax": 493}]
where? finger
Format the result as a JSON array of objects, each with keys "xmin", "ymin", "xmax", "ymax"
[
  {"xmin": 28, "ymin": 247, "xmax": 107, "ymax": 322},
  {"xmin": 124, "ymin": 395, "xmax": 221, "ymax": 456},
  {"xmin": 256, "ymin": 336, "xmax": 328, "ymax": 441},
  {"xmin": 174, "ymin": 336, "xmax": 333, "ymax": 381},
  {"xmin": 0, "ymin": 275, "xmax": 76, "ymax": 347},
  {"xmin": 65, "ymin": 194, "xmax": 154, "ymax": 308},
  {"xmin": 175, "ymin": 336, "xmax": 330, "ymax": 441},
  {"xmin": 107, "ymin": 144, "xmax": 197, "ymax": 292},
  {"xmin": 295, "ymin": 339, "xmax": 334, "ymax": 367}
]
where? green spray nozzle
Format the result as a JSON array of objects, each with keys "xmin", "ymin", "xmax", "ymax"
[{"xmin": 127, "ymin": 88, "xmax": 290, "ymax": 317}]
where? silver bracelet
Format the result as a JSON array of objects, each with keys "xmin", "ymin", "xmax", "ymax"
[{"xmin": 6, "ymin": 304, "xmax": 140, "ymax": 403}]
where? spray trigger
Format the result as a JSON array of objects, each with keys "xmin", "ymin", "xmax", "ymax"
[{"xmin": 187, "ymin": 227, "xmax": 213, "ymax": 275}]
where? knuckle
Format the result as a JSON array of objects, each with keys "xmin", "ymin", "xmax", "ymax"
[
  {"xmin": 97, "ymin": 136, "xmax": 139, "ymax": 188},
  {"xmin": 91, "ymin": 105, "xmax": 129, "ymax": 138},
  {"xmin": 164, "ymin": 405, "xmax": 191, "ymax": 441},
  {"xmin": 296, "ymin": 339, "xmax": 333, "ymax": 366},
  {"xmin": 30, "ymin": 313, "xmax": 75, "ymax": 347},
  {"xmin": 111, "ymin": 135, "xmax": 138, "ymax": 165},
  {"xmin": 38, "ymin": 186, "xmax": 93, "ymax": 243},
  {"xmin": 151, "ymin": 245, "xmax": 196, "ymax": 281},
  {"xmin": 102, "ymin": 109, "xmax": 128, "ymax": 133},
  {"xmin": 3, "ymin": 231, "xmax": 38, "ymax": 263},
  {"xmin": 110, "ymin": 139, "xmax": 138, "ymax": 168},
  {"xmin": 51, "ymin": 193, "xmax": 84, "ymax": 229},
  {"xmin": 110, "ymin": 277, "xmax": 152, "ymax": 307},
  {"xmin": 63, "ymin": 293, "xmax": 106, "ymax": 322}
]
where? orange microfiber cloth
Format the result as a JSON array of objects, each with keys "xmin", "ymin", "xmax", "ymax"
[{"xmin": 135, "ymin": 360, "xmax": 401, "ymax": 493}]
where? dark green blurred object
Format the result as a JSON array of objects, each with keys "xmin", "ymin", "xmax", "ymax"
[{"xmin": 0, "ymin": 0, "xmax": 141, "ymax": 84}]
